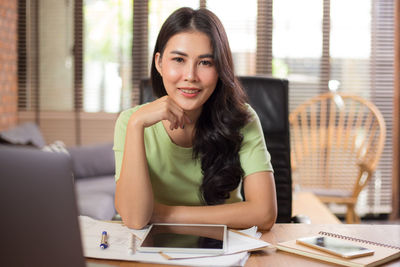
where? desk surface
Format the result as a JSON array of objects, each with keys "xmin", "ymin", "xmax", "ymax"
[
  {"xmin": 87, "ymin": 223, "xmax": 400, "ymax": 267},
  {"xmin": 292, "ymin": 191, "xmax": 342, "ymax": 224}
]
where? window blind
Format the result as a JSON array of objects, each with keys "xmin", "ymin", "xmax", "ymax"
[
  {"xmin": 83, "ymin": 0, "xmax": 132, "ymax": 113},
  {"xmin": 366, "ymin": 0, "xmax": 395, "ymax": 214},
  {"xmin": 328, "ymin": 0, "xmax": 395, "ymax": 215},
  {"xmin": 256, "ymin": 0, "xmax": 273, "ymax": 75},
  {"xmin": 74, "ymin": 0, "xmax": 83, "ymax": 145},
  {"xmin": 17, "ymin": 0, "xmax": 39, "ymax": 118},
  {"xmin": 17, "ymin": 0, "xmax": 128, "ymax": 146},
  {"xmin": 393, "ymin": 0, "xmax": 400, "ymax": 219},
  {"xmin": 207, "ymin": 0, "xmax": 257, "ymax": 75},
  {"xmin": 275, "ymin": 0, "xmax": 395, "ymax": 215},
  {"xmin": 273, "ymin": 0, "xmax": 323, "ymax": 107},
  {"xmin": 40, "ymin": 0, "xmax": 75, "ymax": 111},
  {"xmin": 18, "ymin": 0, "xmax": 79, "ymax": 145},
  {"xmin": 132, "ymin": 0, "xmax": 148, "ymax": 107}
]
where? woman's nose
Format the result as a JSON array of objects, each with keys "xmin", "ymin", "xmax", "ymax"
[{"xmin": 184, "ymin": 64, "xmax": 197, "ymax": 82}]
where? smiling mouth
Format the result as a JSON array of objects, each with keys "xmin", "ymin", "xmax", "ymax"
[
  {"xmin": 179, "ymin": 88, "xmax": 200, "ymax": 93},
  {"xmin": 178, "ymin": 88, "xmax": 201, "ymax": 97}
]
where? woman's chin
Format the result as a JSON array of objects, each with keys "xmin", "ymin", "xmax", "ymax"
[{"xmin": 176, "ymin": 101, "xmax": 201, "ymax": 112}]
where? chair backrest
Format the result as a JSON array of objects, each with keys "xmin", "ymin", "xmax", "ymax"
[
  {"xmin": 289, "ymin": 93, "xmax": 386, "ymax": 198},
  {"xmin": 139, "ymin": 76, "xmax": 292, "ymax": 223}
]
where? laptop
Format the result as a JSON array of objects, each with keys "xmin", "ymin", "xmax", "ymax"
[{"xmin": 0, "ymin": 145, "xmax": 114, "ymax": 267}]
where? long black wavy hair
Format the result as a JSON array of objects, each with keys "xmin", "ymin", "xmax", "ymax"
[{"xmin": 151, "ymin": 7, "xmax": 250, "ymax": 205}]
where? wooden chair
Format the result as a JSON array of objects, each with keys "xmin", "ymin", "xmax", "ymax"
[{"xmin": 289, "ymin": 93, "xmax": 386, "ymax": 223}]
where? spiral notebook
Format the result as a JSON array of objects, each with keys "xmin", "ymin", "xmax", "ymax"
[{"xmin": 276, "ymin": 231, "xmax": 400, "ymax": 267}]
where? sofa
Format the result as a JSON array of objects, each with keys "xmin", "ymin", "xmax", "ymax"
[{"xmin": 0, "ymin": 122, "xmax": 116, "ymax": 220}]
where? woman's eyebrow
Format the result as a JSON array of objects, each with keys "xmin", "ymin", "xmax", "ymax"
[
  {"xmin": 170, "ymin": 50, "xmax": 187, "ymax": 56},
  {"xmin": 198, "ymin": 54, "xmax": 214, "ymax": 59},
  {"xmin": 170, "ymin": 50, "xmax": 213, "ymax": 59}
]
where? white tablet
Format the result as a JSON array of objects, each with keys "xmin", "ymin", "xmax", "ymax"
[{"xmin": 137, "ymin": 223, "xmax": 227, "ymax": 254}]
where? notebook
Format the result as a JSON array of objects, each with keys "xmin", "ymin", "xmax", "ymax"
[
  {"xmin": 0, "ymin": 145, "xmax": 114, "ymax": 267},
  {"xmin": 276, "ymin": 231, "xmax": 400, "ymax": 267}
]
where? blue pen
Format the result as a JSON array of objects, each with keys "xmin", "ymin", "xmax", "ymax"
[{"xmin": 100, "ymin": 231, "xmax": 108, "ymax": 249}]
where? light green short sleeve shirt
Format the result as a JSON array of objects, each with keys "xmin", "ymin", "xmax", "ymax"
[{"xmin": 113, "ymin": 104, "xmax": 273, "ymax": 206}]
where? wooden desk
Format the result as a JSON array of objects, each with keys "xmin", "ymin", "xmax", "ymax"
[
  {"xmin": 292, "ymin": 191, "xmax": 342, "ymax": 224},
  {"xmin": 250, "ymin": 224, "xmax": 400, "ymax": 266},
  {"xmin": 87, "ymin": 224, "xmax": 400, "ymax": 267}
]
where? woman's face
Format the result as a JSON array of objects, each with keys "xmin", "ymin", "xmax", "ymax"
[{"xmin": 155, "ymin": 31, "xmax": 219, "ymax": 113}]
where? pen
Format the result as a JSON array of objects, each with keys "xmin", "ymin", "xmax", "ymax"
[
  {"xmin": 100, "ymin": 231, "xmax": 108, "ymax": 249},
  {"xmin": 128, "ymin": 234, "xmax": 136, "ymax": 254},
  {"xmin": 128, "ymin": 233, "xmax": 142, "ymax": 255}
]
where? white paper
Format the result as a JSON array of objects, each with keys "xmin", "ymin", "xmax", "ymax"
[{"xmin": 79, "ymin": 216, "xmax": 271, "ymax": 266}]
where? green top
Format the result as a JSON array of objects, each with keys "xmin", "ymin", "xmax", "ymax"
[{"xmin": 113, "ymin": 104, "xmax": 273, "ymax": 206}]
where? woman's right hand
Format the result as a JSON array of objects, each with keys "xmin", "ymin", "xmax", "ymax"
[
  {"xmin": 129, "ymin": 96, "xmax": 192, "ymax": 130},
  {"xmin": 116, "ymin": 96, "xmax": 191, "ymax": 229}
]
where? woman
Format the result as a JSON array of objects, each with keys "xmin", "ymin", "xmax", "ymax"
[{"xmin": 113, "ymin": 7, "xmax": 277, "ymax": 230}]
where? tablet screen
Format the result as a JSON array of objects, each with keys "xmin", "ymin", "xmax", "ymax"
[{"xmin": 138, "ymin": 224, "xmax": 226, "ymax": 253}]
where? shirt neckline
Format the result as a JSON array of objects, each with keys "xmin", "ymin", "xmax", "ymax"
[{"xmin": 156, "ymin": 121, "xmax": 193, "ymax": 156}]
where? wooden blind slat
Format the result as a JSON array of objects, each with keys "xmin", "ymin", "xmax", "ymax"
[
  {"xmin": 256, "ymin": 0, "xmax": 273, "ymax": 75},
  {"xmin": 132, "ymin": 0, "xmax": 149, "ymax": 107}
]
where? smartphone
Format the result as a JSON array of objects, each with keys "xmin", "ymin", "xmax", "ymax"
[{"xmin": 296, "ymin": 236, "xmax": 374, "ymax": 259}]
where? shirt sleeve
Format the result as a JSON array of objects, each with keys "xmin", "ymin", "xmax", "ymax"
[
  {"xmin": 113, "ymin": 106, "xmax": 140, "ymax": 182},
  {"xmin": 239, "ymin": 105, "xmax": 274, "ymax": 177}
]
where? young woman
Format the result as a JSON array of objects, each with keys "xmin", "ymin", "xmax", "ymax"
[{"xmin": 113, "ymin": 7, "xmax": 277, "ymax": 230}]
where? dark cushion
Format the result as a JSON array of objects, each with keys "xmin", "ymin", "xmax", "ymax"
[
  {"xmin": 239, "ymin": 76, "xmax": 292, "ymax": 223},
  {"xmin": 0, "ymin": 122, "xmax": 46, "ymax": 148},
  {"xmin": 239, "ymin": 76, "xmax": 288, "ymax": 133},
  {"xmin": 67, "ymin": 143, "xmax": 115, "ymax": 179},
  {"xmin": 75, "ymin": 193, "xmax": 116, "ymax": 220},
  {"xmin": 75, "ymin": 175, "xmax": 116, "ymax": 196}
]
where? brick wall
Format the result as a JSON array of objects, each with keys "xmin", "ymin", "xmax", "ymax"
[{"xmin": 0, "ymin": 0, "xmax": 17, "ymax": 131}]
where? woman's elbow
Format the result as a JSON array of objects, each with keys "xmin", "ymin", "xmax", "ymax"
[
  {"xmin": 115, "ymin": 202, "xmax": 150, "ymax": 230},
  {"xmin": 123, "ymin": 218, "xmax": 149, "ymax": 230},
  {"xmin": 119, "ymin": 209, "xmax": 149, "ymax": 230},
  {"xmin": 259, "ymin": 217, "xmax": 276, "ymax": 231},
  {"xmin": 257, "ymin": 206, "xmax": 277, "ymax": 231}
]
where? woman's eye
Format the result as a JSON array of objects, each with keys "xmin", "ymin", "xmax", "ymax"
[
  {"xmin": 172, "ymin": 57, "xmax": 184, "ymax": 63},
  {"xmin": 200, "ymin": 60, "xmax": 213, "ymax": 66}
]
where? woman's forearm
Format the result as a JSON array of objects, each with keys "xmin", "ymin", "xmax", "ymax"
[
  {"xmin": 151, "ymin": 172, "xmax": 277, "ymax": 230},
  {"xmin": 115, "ymin": 120, "xmax": 154, "ymax": 229},
  {"xmin": 152, "ymin": 200, "xmax": 277, "ymax": 231}
]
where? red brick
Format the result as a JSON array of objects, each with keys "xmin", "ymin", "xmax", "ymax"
[{"xmin": 0, "ymin": 0, "xmax": 17, "ymax": 130}]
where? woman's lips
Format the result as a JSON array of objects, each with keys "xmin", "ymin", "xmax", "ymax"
[{"xmin": 178, "ymin": 88, "xmax": 201, "ymax": 98}]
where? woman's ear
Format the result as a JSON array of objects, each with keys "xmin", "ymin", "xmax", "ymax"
[{"xmin": 154, "ymin": 52, "xmax": 162, "ymax": 77}]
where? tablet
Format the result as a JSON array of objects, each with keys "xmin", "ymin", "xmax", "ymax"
[{"xmin": 137, "ymin": 223, "xmax": 227, "ymax": 254}]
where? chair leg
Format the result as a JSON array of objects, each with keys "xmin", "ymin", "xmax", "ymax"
[
  {"xmin": 346, "ymin": 204, "xmax": 360, "ymax": 224},
  {"xmin": 346, "ymin": 206, "xmax": 353, "ymax": 224}
]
